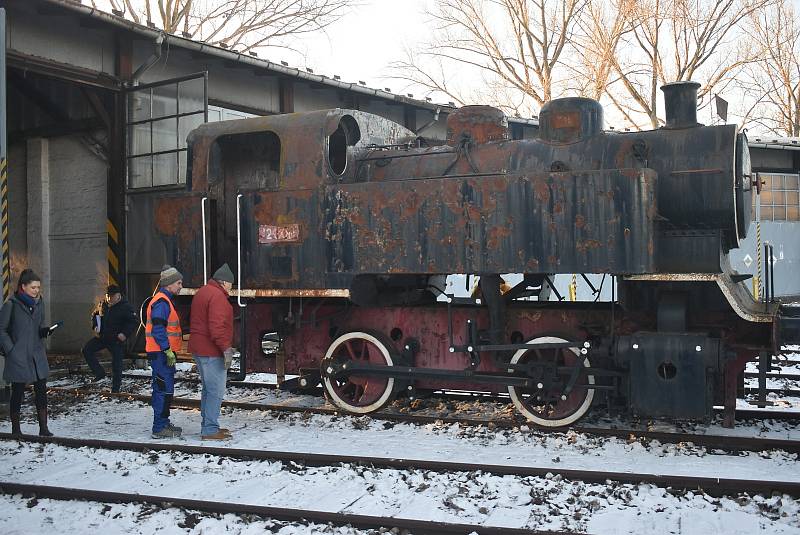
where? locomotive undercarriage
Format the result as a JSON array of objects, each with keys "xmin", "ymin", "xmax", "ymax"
[{"xmin": 228, "ymin": 276, "xmax": 772, "ymax": 428}]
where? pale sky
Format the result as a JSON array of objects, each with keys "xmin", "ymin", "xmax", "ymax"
[{"xmin": 287, "ymin": 0, "xmax": 432, "ymax": 96}]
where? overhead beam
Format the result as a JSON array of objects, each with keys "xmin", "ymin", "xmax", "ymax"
[{"xmin": 7, "ymin": 50, "xmax": 121, "ymax": 91}]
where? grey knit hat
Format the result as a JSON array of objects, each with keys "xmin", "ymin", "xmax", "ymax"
[
  {"xmin": 212, "ymin": 263, "xmax": 234, "ymax": 284},
  {"xmin": 159, "ymin": 264, "xmax": 183, "ymax": 287}
]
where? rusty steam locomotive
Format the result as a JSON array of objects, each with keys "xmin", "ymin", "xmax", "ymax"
[{"xmin": 155, "ymin": 81, "xmax": 798, "ymax": 427}]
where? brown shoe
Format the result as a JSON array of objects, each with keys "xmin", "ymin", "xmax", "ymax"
[
  {"xmin": 218, "ymin": 428, "xmax": 230, "ymax": 434},
  {"xmin": 201, "ymin": 430, "xmax": 232, "ymax": 440}
]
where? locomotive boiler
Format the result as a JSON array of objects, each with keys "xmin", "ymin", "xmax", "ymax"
[{"xmin": 156, "ymin": 81, "xmax": 798, "ymax": 427}]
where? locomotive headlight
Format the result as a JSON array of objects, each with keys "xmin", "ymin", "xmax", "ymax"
[
  {"xmin": 632, "ymin": 343, "xmax": 639, "ymax": 350},
  {"xmin": 695, "ymin": 345, "xmax": 702, "ymax": 352}
]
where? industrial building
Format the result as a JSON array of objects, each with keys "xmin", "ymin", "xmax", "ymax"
[{"xmin": 0, "ymin": 0, "xmax": 797, "ymax": 356}]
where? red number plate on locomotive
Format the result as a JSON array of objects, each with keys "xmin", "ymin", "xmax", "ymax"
[{"xmin": 258, "ymin": 224, "xmax": 300, "ymax": 243}]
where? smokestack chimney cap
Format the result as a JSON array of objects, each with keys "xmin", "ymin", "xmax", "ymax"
[{"xmin": 661, "ymin": 81, "xmax": 701, "ymax": 129}]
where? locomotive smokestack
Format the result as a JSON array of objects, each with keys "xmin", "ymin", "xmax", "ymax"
[{"xmin": 661, "ymin": 81, "xmax": 701, "ymax": 129}]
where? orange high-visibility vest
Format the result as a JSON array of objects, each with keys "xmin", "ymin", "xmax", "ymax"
[{"xmin": 145, "ymin": 291, "xmax": 182, "ymax": 352}]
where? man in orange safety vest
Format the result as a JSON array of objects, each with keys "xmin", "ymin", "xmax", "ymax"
[{"xmin": 145, "ymin": 265, "xmax": 184, "ymax": 438}]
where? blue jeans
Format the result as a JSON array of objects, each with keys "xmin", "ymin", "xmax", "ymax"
[
  {"xmin": 148, "ymin": 351, "xmax": 175, "ymax": 433},
  {"xmin": 194, "ymin": 356, "xmax": 227, "ymax": 435}
]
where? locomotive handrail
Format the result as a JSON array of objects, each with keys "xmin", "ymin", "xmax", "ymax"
[
  {"xmin": 236, "ymin": 193, "xmax": 246, "ymax": 308},
  {"xmin": 201, "ymin": 196, "xmax": 208, "ymax": 284}
]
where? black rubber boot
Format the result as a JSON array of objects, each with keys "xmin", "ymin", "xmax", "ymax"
[
  {"xmin": 11, "ymin": 412, "xmax": 21, "ymax": 436},
  {"xmin": 37, "ymin": 408, "xmax": 53, "ymax": 437}
]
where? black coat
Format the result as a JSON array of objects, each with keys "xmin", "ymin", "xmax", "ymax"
[
  {"xmin": 98, "ymin": 298, "xmax": 138, "ymax": 344},
  {"xmin": 0, "ymin": 294, "xmax": 49, "ymax": 383}
]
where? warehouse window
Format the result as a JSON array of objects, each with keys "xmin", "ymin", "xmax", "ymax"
[
  {"xmin": 127, "ymin": 73, "xmax": 207, "ymax": 189},
  {"xmin": 757, "ymin": 173, "xmax": 800, "ymax": 221}
]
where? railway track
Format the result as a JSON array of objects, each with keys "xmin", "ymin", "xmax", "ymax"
[
  {"xmin": 58, "ymin": 368, "xmax": 800, "ymax": 402},
  {"xmin": 744, "ymin": 372, "xmax": 800, "ymax": 381},
  {"xmin": 112, "ymin": 371, "xmax": 800, "ymax": 413},
  {"xmin": 0, "ymin": 481, "xmax": 568, "ymax": 535},
  {"xmin": 2, "ymin": 434, "xmax": 800, "ymax": 500},
  {"xmin": 45, "ymin": 386, "xmax": 800, "ymax": 455}
]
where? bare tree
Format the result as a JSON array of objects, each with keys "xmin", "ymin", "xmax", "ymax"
[
  {"xmin": 95, "ymin": 0, "xmax": 355, "ymax": 53},
  {"xmin": 740, "ymin": 0, "xmax": 800, "ymax": 136},
  {"xmin": 571, "ymin": 0, "xmax": 635, "ymax": 101},
  {"xmin": 604, "ymin": 0, "xmax": 771, "ymax": 129},
  {"xmin": 392, "ymin": 0, "xmax": 588, "ymax": 116}
]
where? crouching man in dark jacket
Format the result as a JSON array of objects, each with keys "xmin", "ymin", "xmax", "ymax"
[{"xmin": 82, "ymin": 284, "xmax": 138, "ymax": 392}]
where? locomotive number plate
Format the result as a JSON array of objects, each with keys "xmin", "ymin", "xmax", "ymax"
[{"xmin": 259, "ymin": 224, "xmax": 300, "ymax": 244}]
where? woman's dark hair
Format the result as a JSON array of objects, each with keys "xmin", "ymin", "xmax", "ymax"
[{"xmin": 17, "ymin": 268, "xmax": 41, "ymax": 292}]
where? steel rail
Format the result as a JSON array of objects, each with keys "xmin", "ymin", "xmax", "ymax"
[
  {"xmin": 118, "ymin": 372, "xmax": 282, "ymax": 390},
  {"xmin": 743, "ymin": 387, "xmax": 800, "ymax": 397},
  {"xmin": 1, "ymin": 434, "xmax": 798, "ymax": 498},
  {"xmin": 0, "ymin": 481, "xmax": 567, "ymax": 535},
  {"xmin": 44, "ymin": 386, "xmax": 800, "ymax": 454},
  {"xmin": 114, "ymin": 371, "xmax": 800, "ymax": 402},
  {"xmin": 744, "ymin": 372, "xmax": 800, "ymax": 381}
]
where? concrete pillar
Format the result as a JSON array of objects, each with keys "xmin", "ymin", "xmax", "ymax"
[{"xmin": 25, "ymin": 137, "xmax": 51, "ymax": 323}]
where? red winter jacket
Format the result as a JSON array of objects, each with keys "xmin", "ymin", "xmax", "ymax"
[{"xmin": 188, "ymin": 279, "xmax": 233, "ymax": 357}]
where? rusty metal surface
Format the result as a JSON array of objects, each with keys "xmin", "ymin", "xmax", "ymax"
[
  {"xmin": 446, "ymin": 105, "xmax": 508, "ymax": 144},
  {"xmin": 155, "ymin": 104, "xmax": 749, "ymax": 291},
  {"xmin": 325, "ymin": 168, "xmax": 657, "ymax": 276}
]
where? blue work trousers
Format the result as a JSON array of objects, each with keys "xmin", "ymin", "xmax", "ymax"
[
  {"xmin": 194, "ymin": 356, "xmax": 227, "ymax": 435},
  {"xmin": 148, "ymin": 351, "xmax": 175, "ymax": 433}
]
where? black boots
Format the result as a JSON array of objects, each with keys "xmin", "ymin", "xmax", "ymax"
[
  {"xmin": 10, "ymin": 412, "xmax": 21, "ymax": 436},
  {"xmin": 36, "ymin": 408, "xmax": 53, "ymax": 437},
  {"xmin": 8, "ymin": 408, "xmax": 54, "ymax": 437}
]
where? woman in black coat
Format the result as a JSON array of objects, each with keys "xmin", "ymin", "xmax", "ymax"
[{"xmin": 0, "ymin": 269, "xmax": 55, "ymax": 436}]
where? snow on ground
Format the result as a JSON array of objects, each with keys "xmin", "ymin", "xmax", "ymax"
[
  {"xmin": 1, "ymin": 432, "xmax": 799, "ymax": 534},
  {"xmin": 48, "ymin": 369, "xmax": 800, "ymax": 441},
  {"xmin": 48, "ymin": 369, "xmax": 800, "ymax": 440},
  {"xmin": 2, "ymin": 392, "xmax": 800, "ymax": 533},
  {"xmin": 0, "ymin": 494, "xmax": 376, "ymax": 535}
]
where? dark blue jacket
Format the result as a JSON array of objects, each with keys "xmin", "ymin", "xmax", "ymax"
[
  {"xmin": 149, "ymin": 288, "xmax": 174, "ymax": 352},
  {"xmin": 98, "ymin": 297, "xmax": 138, "ymax": 344}
]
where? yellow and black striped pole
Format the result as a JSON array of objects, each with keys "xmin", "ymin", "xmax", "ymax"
[
  {"xmin": 0, "ymin": 9, "xmax": 8, "ymax": 302},
  {"xmin": 1, "ymin": 157, "xmax": 8, "ymax": 300},
  {"xmin": 107, "ymin": 218, "xmax": 121, "ymax": 287},
  {"xmin": 1, "ymin": 8, "xmax": 10, "ymax": 404}
]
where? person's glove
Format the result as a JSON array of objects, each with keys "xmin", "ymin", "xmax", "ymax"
[
  {"xmin": 38, "ymin": 327, "xmax": 51, "ymax": 338},
  {"xmin": 223, "ymin": 347, "xmax": 236, "ymax": 370},
  {"xmin": 165, "ymin": 349, "xmax": 177, "ymax": 367}
]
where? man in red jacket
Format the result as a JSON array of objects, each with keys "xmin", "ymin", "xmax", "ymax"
[{"xmin": 189, "ymin": 263, "xmax": 236, "ymax": 440}]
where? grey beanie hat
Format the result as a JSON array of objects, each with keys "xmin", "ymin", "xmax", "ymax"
[
  {"xmin": 212, "ymin": 263, "xmax": 234, "ymax": 284},
  {"xmin": 159, "ymin": 264, "xmax": 183, "ymax": 287}
]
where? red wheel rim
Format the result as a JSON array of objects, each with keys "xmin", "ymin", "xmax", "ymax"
[
  {"xmin": 509, "ymin": 342, "xmax": 594, "ymax": 424},
  {"xmin": 328, "ymin": 336, "xmax": 392, "ymax": 408}
]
